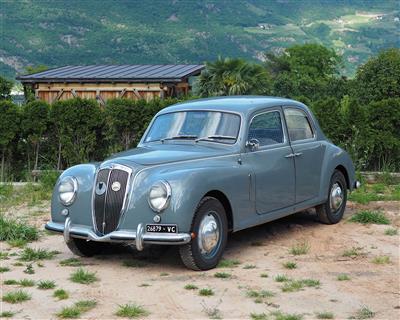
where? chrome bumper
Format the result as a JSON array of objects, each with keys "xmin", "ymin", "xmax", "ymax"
[
  {"xmin": 45, "ymin": 218, "xmax": 191, "ymax": 251},
  {"xmin": 354, "ymin": 180, "xmax": 361, "ymax": 189}
]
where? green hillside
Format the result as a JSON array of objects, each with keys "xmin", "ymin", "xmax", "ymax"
[{"xmin": 1, "ymin": 0, "xmax": 399, "ymax": 79}]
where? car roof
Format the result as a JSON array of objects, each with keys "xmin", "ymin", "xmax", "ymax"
[{"xmin": 159, "ymin": 96, "xmax": 307, "ymax": 117}]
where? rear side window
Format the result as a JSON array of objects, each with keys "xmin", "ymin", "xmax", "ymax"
[
  {"xmin": 248, "ymin": 111, "xmax": 284, "ymax": 146},
  {"xmin": 284, "ymin": 108, "xmax": 314, "ymax": 141}
]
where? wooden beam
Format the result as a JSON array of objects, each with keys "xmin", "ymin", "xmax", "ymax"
[
  {"xmin": 133, "ymin": 89, "xmax": 141, "ymax": 99},
  {"xmin": 71, "ymin": 89, "xmax": 77, "ymax": 97},
  {"xmin": 53, "ymin": 89, "xmax": 64, "ymax": 102},
  {"xmin": 119, "ymin": 88, "xmax": 127, "ymax": 98}
]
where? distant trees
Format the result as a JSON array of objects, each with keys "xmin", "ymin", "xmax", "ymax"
[
  {"xmin": 197, "ymin": 57, "xmax": 271, "ymax": 96},
  {"xmin": 0, "ymin": 76, "xmax": 13, "ymax": 100}
]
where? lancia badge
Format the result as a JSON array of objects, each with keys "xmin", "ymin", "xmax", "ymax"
[
  {"xmin": 95, "ymin": 181, "xmax": 106, "ymax": 195},
  {"xmin": 111, "ymin": 181, "xmax": 121, "ymax": 192}
]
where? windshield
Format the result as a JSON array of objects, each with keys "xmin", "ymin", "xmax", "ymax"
[{"xmin": 144, "ymin": 111, "xmax": 241, "ymax": 144}]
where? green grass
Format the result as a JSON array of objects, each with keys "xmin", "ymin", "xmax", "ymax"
[
  {"xmin": 70, "ymin": 268, "xmax": 98, "ymax": 284},
  {"xmin": 57, "ymin": 300, "xmax": 97, "ymax": 318},
  {"xmin": 19, "ymin": 279, "xmax": 35, "ymax": 287},
  {"xmin": 199, "ymin": 288, "xmax": 214, "ymax": 296},
  {"xmin": 217, "ymin": 258, "xmax": 241, "ymax": 268},
  {"xmin": 7, "ymin": 239, "xmax": 28, "ymax": 247},
  {"xmin": 283, "ymin": 261, "xmax": 297, "ymax": 269},
  {"xmin": 371, "ymin": 255, "xmax": 391, "ymax": 264},
  {"xmin": 289, "ymin": 241, "xmax": 310, "ymax": 255},
  {"xmin": 0, "ymin": 266, "xmax": 10, "ymax": 272},
  {"xmin": 349, "ymin": 183, "xmax": 400, "ymax": 204},
  {"xmin": 2, "ymin": 290, "xmax": 31, "ymax": 304},
  {"xmin": 337, "ymin": 274, "xmax": 351, "ymax": 281},
  {"xmin": 214, "ymin": 272, "xmax": 231, "ymax": 279},
  {"xmin": 24, "ymin": 263, "xmax": 35, "ymax": 274},
  {"xmin": 349, "ymin": 210, "xmax": 390, "ymax": 225},
  {"xmin": 54, "ymin": 289, "xmax": 69, "ymax": 300},
  {"xmin": 0, "ymin": 214, "xmax": 39, "ymax": 243},
  {"xmin": 184, "ymin": 284, "xmax": 198, "ymax": 290},
  {"xmin": 272, "ymin": 311, "xmax": 303, "ymax": 320},
  {"xmin": 243, "ymin": 264, "xmax": 256, "ymax": 269},
  {"xmin": 0, "ymin": 251, "xmax": 9, "ymax": 260},
  {"xmin": 260, "ymin": 273, "xmax": 268, "ymax": 278},
  {"xmin": 384, "ymin": 228, "xmax": 398, "ymax": 236},
  {"xmin": 354, "ymin": 306, "xmax": 375, "ymax": 319},
  {"xmin": 246, "ymin": 289, "xmax": 275, "ymax": 299},
  {"xmin": 0, "ymin": 311, "xmax": 16, "ymax": 318},
  {"xmin": 37, "ymin": 280, "xmax": 56, "ymax": 289},
  {"xmin": 122, "ymin": 259, "xmax": 148, "ymax": 268},
  {"xmin": 60, "ymin": 258, "xmax": 83, "ymax": 267},
  {"xmin": 116, "ymin": 303, "xmax": 149, "ymax": 318},
  {"xmin": 19, "ymin": 247, "xmax": 57, "ymax": 261},
  {"xmin": 274, "ymin": 274, "xmax": 290, "ymax": 282},
  {"xmin": 250, "ymin": 313, "xmax": 268, "ymax": 320},
  {"xmin": 4, "ymin": 279, "xmax": 18, "ymax": 285},
  {"xmin": 281, "ymin": 279, "xmax": 320, "ymax": 292},
  {"xmin": 342, "ymin": 247, "xmax": 365, "ymax": 258},
  {"xmin": 316, "ymin": 311, "xmax": 334, "ymax": 319}
]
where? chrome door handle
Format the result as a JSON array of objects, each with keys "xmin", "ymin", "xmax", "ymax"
[
  {"xmin": 294, "ymin": 152, "xmax": 303, "ymax": 157},
  {"xmin": 285, "ymin": 153, "xmax": 295, "ymax": 158}
]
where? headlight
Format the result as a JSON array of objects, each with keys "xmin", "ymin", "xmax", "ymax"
[
  {"xmin": 58, "ymin": 176, "xmax": 78, "ymax": 206},
  {"xmin": 148, "ymin": 180, "xmax": 171, "ymax": 213}
]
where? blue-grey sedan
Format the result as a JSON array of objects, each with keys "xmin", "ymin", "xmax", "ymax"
[{"xmin": 46, "ymin": 96, "xmax": 360, "ymax": 270}]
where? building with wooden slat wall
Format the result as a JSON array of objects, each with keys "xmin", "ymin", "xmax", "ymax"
[{"xmin": 17, "ymin": 64, "xmax": 204, "ymax": 104}]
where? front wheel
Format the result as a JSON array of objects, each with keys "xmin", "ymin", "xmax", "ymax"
[
  {"xmin": 179, "ymin": 197, "xmax": 228, "ymax": 270},
  {"xmin": 316, "ymin": 170, "xmax": 347, "ymax": 224},
  {"xmin": 66, "ymin": 238, "xmax": 103, "ymax": 257}
]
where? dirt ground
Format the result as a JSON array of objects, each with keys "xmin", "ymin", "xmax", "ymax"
[{"xmin": 1, "ymin": 200, "xmax": 399, "ymax": 320}]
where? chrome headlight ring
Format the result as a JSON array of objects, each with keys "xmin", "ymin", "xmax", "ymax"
[
  {"xmin": 148, "ymin": 180, "xmax": 171, "ymax": 213},
  {"xmin": 58, "ymin": 176, "xmax": 78, "ymax": 206}
]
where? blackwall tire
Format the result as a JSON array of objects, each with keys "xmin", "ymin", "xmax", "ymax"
[
  {"xmin": 66, "ymin": 238, "xmax": 103, "ymax": 257},
  {"xmin": 316, "ymin": 170, "xmax": 347, "ymax": 224},
  {"xmin": 179, "ymin": 197, "xmax": 228, "ymax": 271}
]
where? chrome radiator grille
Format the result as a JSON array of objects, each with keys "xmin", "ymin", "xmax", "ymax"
[{"xmin": 93, "ymin": 165, "xmax": 131, "ymax": 235}]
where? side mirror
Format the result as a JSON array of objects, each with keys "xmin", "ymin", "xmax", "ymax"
[{"xmin": 246, "ymin": 138, "xmax": 260, "ymax": 151}]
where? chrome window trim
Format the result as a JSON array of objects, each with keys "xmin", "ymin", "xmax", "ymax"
[
  {"xmin": 246, "ymin": 108, "xmax": 288, "ymax": 151},
  {"xmin": 283, "ymin": 107, "xmax": 317, "ymax": 144},
  {"xmin": 140, "ymin": 109, "xmax": 243, "ymax": 147},
  {"xmin": 91, "ymin": 163, "xmax": 134, "ymax": 234}
]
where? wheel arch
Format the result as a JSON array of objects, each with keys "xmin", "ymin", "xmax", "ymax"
[
  {"xmin": 203, "ymin": 190, "xmax": 233, "ymax": 232},
  {"xmin": 335, "ymin": 165, "xmax": 350, "ymax": 189}
]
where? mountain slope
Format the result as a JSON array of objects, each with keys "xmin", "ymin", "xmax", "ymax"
[{"xmin": 1, "ymin": 0, "xmax": 399, "ymax": 78}]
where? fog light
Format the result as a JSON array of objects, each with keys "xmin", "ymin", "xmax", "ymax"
[{"xmin": 61, "ymin": 208, "xmax": 69, "ymax": 216}]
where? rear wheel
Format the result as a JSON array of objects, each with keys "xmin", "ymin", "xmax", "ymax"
[
  {"xmin": 316, "ymin": 170, "xmax": 347, "ymax": 224},
  {"xmin": 66, "ymin": 238, "xmax": 103, "ymax": 257},
  {"xmin": 179, "ymin": 197, "xmax": 228, "ymax": 270}
]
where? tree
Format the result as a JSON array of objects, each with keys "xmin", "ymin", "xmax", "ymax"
[
  {"xmin": 25, "ymin": 65, "xmax": 49, "ymax": 75},
  {"xmin": 0, "ymin": 76, "xmax": 13, "ymax": 100},
  {"xmin": 354, "ymin": 48, "xmax": 400, "ymax": 104},
  {"xmin": 22, "ymin": 65, "xmax": 49, "ymax": 102},
  {"xmin": 197, "ymin": 57, "xmax": 271, "ymax": 97},
  {"xmin": 50, "ymin": 98, "xmax": 104, "ymax": 168},
  {"xmin": 0, "ymin": 101, "xmax": 19, "ymax": 181},
  {"xmin": 21, "ymin": 100, "xmax": 50, "ymax": 171}
]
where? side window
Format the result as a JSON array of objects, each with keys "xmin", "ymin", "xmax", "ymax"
[
  {"xmin": 284, "ymin": 108, "xmax": 314, "ymax": 141},
  {"xmin": 248, "ymin": 111, "xmax": 284, "ymax": 146}
]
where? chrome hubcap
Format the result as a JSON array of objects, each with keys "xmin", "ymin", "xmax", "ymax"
[
  {"xmin": 198, "ymin": 212, "xmax": 220, "ymax": 255},
  {"xmin": 330, "ymin": 183, "xmax": 343, "ymax": 211}
]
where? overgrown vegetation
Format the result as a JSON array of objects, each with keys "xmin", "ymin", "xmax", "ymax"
[
  {"xmin": 115, "ymin": 303, "xmax": 149, "ymax": 318},
  {"xmin": 0, "ymin": 215, "xmax": 39, "ymax": 245},
  {"xmin": 37, "ymin": 280, "xmax": 56, "ymax": 289},
  {"xmin": 349, "ymin": 210, "xmax": 390, "ymax": 225},
  {"xmin": 199, "ymin": 288, "xmax": 215, "ymax": 297},
  {"xmin": 59, "ymin": 258, "xmax": 83, "ymax": 267},
  {"xmin": 217, "ymin": 259, "xmax": 241, "ymax": 268},
  {"xmin": 19, "ymin": 247, "xmax": 57, "ymax": 261},
  {"xmin": 70, "ymin": 268, "xmax": 98, "ymax": 284},
  {"xmin": 289, "ymin": 241, "xmax": 310, "ymax": 255},
  {"xmin": 2, "ymin": 290, "xmax": 31, "ymax": 303},
  {"xmin": 57, "ymin": 300, "xmax": 97, "ymax": 318}
]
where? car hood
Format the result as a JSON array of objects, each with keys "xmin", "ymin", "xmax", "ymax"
[{"xmin": 106, "ymin": 143, "xmax": 235, "ymax": 166}]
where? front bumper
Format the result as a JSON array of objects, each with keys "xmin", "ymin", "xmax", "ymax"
[{"xmin": 45, "ymin": 218, "xmax": 191, "ymax": 251}]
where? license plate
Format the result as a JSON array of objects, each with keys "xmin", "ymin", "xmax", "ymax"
[{"xmin": 146, "ymin": 224, "xmax": 178, "ymax": 233}]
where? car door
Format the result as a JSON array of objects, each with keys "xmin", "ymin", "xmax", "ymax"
[
  {"xmin": 244, "ymin": 108, "xmax": 296, "ymax": 214},
  {"xmin": 283, "ymin": 107, "xmax": 325, "ymax": 204}
]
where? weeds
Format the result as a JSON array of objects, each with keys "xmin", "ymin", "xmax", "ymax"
[
  {"xmin": 283, "ymin": 261, "xmax": 297, "ymax": 269},
  {"xmin": 0, "ymin": 311, "xmax": 16, "ymax": 318},
  {"xmin": 281, "ymin": 279, "xmax": 320, "ymax": 292},
  {"xmin": 260, "ymin": 273, "xmax": 268, "ymax": 278},
  {"xmin": 19, "ymin": 247, "xmax": 57, "ymax": 261},
  {"xmin": 38, "ymin": 280, "xmax": 56, "ymax": 289},
  {"xmin": 2, "ymin": 290, "xmax": 31, "ymax": 304},
  {"xmin": 243, "ymin": 264, "xmax": 256, "ymax": 269},
  {"xmin": 199, "ymin": 288, "xmax": 214, "ymax": 296},
  {"xmin": 184, "ymin": 284, "xmax": 198, "ymax": 290},
  {"xmin": 214, "ymin": 272, "xmax": 231, "ymax": 279},
  {"xmin": 217, "ymin": 258, "xmax": 241, "ymax": 268},
  {"xmin": 0, "ymin": 215, "xmax": 39, "ymax": 243},
  {"xmin": 246, "ymin": 289, "xmax": 275, "ymax": 299},
  {"xmin": 19, "ymin": 279, "xmax": 35, "ymax": 287},
  {"xmin": 371, "ymin": 255, "xmax": 391, "ymax": 264},
  {"xmin": 70, "ymin": 268, "xmax": 98, "ymax": 284},
  {"xmin": 289, "ymin": 241, "xmax": 310, "ymax": 255},
  {"xmin": 250, "ymin": 313, "xmax": 268, "ymax": 320},
  {"xmin": 384, "ymin": 228, "xmax": 398, "ymax": 236},
  {"xmin": 337, "ymin": 274, "xmax": 351, "ymax": 281},
  {"xmin": 23, "ymin": 263, "xmax": 35, "ymax": 274},
  {"xmin": 4, "ymin": 279, "xmax": 18, "ymax": 285},
  {"xmin": 274, "ymin": 274, "xmax": 290, "ymax": 282},
  {"xmin": 342, "ymin": 247, "xmax": 365, "ymax": 258},
  {"xmin": 115, "ymin": 303, "xmax": 149, "ymax": 318},
  {"xmin": 60, "ymin": 258, "xmax": 83, "ymax": 267},
  {"xmin": 57, "ymin": 300, "xmax": 97, "ymax": 318},
  {"xmin": 316, "ymin": 312, "xmax": 334, "ymax": 319},
  {"xmin": 272, "ymin": 311, "xmax": 303, "ymax": 320},
  {"xmin": 0, "ymin": 251, "xmax": 9, "ymax": 260},
  {"xmin": 349, "ymin": 210, "xmax": 390, "ymax": 225},
  {"xmin": 354, "ymin": 306, "xmax": 375, "ymax": 319},
  {"xmin": 0, "ymin": 266, "xmax": 10, "ymax": 272}
]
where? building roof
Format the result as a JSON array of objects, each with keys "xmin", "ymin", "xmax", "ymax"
[{"xmin": 17, "ymin": 64, "xmax": 205, "ymax": 83}]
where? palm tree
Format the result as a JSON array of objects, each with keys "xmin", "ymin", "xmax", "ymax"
[{"xmin": 197, "ymin": 57, "xmax": 271, "ymax": 97}]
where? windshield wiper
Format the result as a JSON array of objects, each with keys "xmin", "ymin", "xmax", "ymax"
[
  {"xmin": 195, "ymin": 135, "xmax": 237, "ymax": 143},
  {"xmin": 161, "ymin": 135, "xmax": 198, "ymax": 143}
]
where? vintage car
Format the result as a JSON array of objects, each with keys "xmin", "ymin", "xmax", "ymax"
[{"xmin": 46, "ymin": 96, "xmax": 360, "ymax": 270}]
